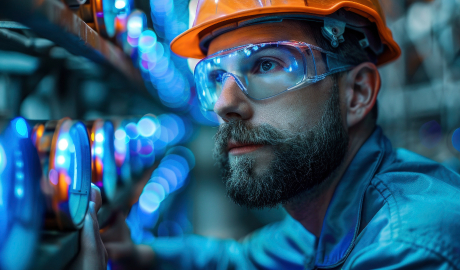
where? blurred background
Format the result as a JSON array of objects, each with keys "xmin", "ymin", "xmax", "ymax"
[{"xmin": 1, "ymin": 0, "xmax": 460, "ymax": 268}]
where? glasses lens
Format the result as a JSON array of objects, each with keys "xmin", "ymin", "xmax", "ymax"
[{"xmin": 195, "ymin": 43, "xmax": 305, "ymax": 110}]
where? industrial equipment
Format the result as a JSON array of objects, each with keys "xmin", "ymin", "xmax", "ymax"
[{"xmin": 0, "ymin": 118, "xmax": 43, "ymax": 270}]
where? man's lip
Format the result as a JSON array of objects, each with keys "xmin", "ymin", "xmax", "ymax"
[{"xmin": 227, "ymin": 141, "xmax": 264, "ymax": 155}]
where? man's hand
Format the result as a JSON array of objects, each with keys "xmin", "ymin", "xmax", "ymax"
[
  {"xmin": 69, "ymin": 184, "xmax": 108, "ymax": 270},
  {"xmin": 99, "ymin": 164, "xmax": 156, "ymax": 270},
  {"xmin": 101, "ymin": 211, "xmax": 155, "ymax": 270}
]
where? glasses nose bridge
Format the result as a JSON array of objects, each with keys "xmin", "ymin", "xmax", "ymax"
[{"xmin": 221, "ymin": 72, "xmax": 248, "ymax": 94}]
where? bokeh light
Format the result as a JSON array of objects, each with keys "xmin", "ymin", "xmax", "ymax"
[
  {"xmin": 115, "ymin": 129, "xmax": 127, "ymax": 141},
  {"xmin": 150, "ymin": 176, "xmax": 170, "ymax": 194},
  {"xmin": 138, "ymin": 30, "xmax": 157, "ymax": 53},
  {"xmin": 127, "ymin": 10, "xmax": 147, "ymax": 40},
  {"xmin": 115, "ymin": 0, "xmax": 126, "ymax": 9},
  {"xmin": 139, "ymin": 187, "xmax": 162, "ymax": 213},
  {"xmin": 419, "ymin": 120, "xmax": 442, "ymax": 149},
  {"xmin": 137, "ymin": 115, "xmax": 158, "ymax": 137},
  {"xmin": 154, "ymin": 167, "xmax": 177, "ymax": 192},
  {"xmin": 166, "ymin": 146, "xmax": 196, "ymax": 170},
  {"xmin": 14, "ymin": 118, "xmax": 28, "ymax": 138},
  {"xmin": 125, "ymin": 122, "xmax": 139, "ymax": 139}
]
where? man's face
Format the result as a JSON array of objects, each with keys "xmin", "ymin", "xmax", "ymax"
[{"xmin": 209, "ymin": 21, "xmax": 349, "ymax": 208}]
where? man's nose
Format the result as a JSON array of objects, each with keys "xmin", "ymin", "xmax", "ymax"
[{"xmin": 214, "ymin": 75, "xmax": 253, "ymax": 122}]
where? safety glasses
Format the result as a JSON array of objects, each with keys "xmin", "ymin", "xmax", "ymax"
[{"xmin": 194, "ymin": 41, "xmax": 354, "ymax": 111}]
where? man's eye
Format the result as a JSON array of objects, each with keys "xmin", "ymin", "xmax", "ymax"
[
  {"xmin": 210, "ymin": 70, "xmax": 225, "ymax": 83},
  {"xmin": 257, "ymin": 60, "xmax": 279, "ymax": 73}
]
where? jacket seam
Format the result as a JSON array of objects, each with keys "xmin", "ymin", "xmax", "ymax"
[
  {"xmin": 370, "ymin": 177, "xmax": 402, "ymax": 239},
  {"xmin": 371, "ymin": 176, "xmax": 460, "ymax": 268},
  {"xmin": 345, "ymin": 239, "xmax": 460, "ymax": 270}
]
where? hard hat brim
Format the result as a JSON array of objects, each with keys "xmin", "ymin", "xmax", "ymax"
[{"xmin": 170, "ymin": 3, "xmax": 401, "ymax": 66}]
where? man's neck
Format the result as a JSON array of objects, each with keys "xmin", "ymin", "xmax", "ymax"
[{"xmin": 283, "ymin": 124, "xmax": 375, "ymax": 237}]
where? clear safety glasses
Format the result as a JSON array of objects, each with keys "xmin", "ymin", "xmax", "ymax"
[{"xmin": 194, "ymin": 41, "xmax": 354, "ymax": 111}]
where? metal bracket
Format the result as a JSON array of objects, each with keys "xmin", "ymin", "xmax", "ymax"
[{"xmin": 321, "ymin": 18, "xmax": 346, "ymax": 48}]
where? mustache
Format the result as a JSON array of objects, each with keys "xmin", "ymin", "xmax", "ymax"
[{"xmin": 213, "ymin": 120, "xmax": 289, "ymax": 155}]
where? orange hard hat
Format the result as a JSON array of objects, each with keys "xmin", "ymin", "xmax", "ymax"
[{"xmin": 170, "ymin": 0, "xmax": 401, "ymax": 66}]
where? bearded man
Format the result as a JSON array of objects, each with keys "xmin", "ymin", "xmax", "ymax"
[{"xmin": 74, "ymin": 1, "xmax": 460, "ymax": 269}]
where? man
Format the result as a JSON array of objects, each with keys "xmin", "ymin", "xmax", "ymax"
[{"xmin": 76, "ymin": 0, "xmax": 460, "ymax": 269}]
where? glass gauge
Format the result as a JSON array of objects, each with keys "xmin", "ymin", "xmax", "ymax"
[
  {"xmin": 33, "ymin": 118, "xmax": 91, "ymax": 230},
  {"xmin": 87, "ymin": 120, "xmax": 117, "ymax": 203}
]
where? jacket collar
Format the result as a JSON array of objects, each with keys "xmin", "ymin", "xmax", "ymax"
[{"xmin": 314, "ymin": 127, "xmax": 392, "ymax": 268}]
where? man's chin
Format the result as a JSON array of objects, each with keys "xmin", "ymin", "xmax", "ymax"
[{"xmin": 228, "ymin": 146, "xmax": 275, "ymax": 174}]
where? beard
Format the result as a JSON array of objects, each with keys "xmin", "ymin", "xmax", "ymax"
[{"xmin": 213, "ymin": 84, "xmax": 349, "ymax": 209}]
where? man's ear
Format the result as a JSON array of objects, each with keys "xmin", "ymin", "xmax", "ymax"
[{"xmin": 343, "ymin": 62, "xmax": 381, "ymax": 128}]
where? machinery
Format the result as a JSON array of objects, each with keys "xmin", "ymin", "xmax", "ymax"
[{"xmin": 0, "ymin": 0, "xmax": 196, "ymax": 268}]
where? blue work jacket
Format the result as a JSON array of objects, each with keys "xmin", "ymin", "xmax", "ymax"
[{"xmin": 150, "ymin": 127, "xmax": 460, "ymax": 269}]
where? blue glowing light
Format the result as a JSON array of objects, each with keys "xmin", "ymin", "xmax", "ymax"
[
  {"xmin": 166, "ymin": 146, "xmax": 195, "ymax": 170},
  {"xmin": 452, "ymin": 128, "xmax": 460, "ymax": 152},
  {"xmin": 137, "ymin": 137, "xmax": 154, "ymax": 157},
  {"xmin": 14, "ymin": 118, "xmax": 28, "ymax": 138},
  {"xmin": 115, "ymin": 129, "xmax": 127, "ymax": 141},
  {"xmin": 155, "ymin": 126, "xmax": 170, "ymax": 148},
  {"xmin": 155, "ymin": 167, "xmax": 177, "ymax": 192},
  {"xmin": 144, "ymin": 182, "xmax": 166, "ymax": 201},
  {"xmin": 57, "ymin": 155, "xmax": 66, "ymax": 165},
  {"xmin": 114, "ymin": 138, "xmax": 127, "ymax": 153},
  {"xmin": 127, "ymin": 11, "xmax": 146, "ymax": 39},
  {"xmin": 125, "ymin": 123, "xmax": 139, "ymax": 140},
  {"xmin": 139, "ymin": 189, "xmax": 161, "ymax": 213},
  {"xmin": 95, "ymin": 132, "xmax": 104, "ymax": 142},
  {"xmin": 160, "ymin": 159, "xmax": 186, "ymax": 188},
  {"xmin": 162, "ymin": 154, "xmax": 189, "ymax": 173},
  {"xmin": 149, "ymin": 56, "xmax": 169, "ymax": 77},
  {"xmin": 115, "ymin": 0, "xmax": 126, "ymax": 9},
  {"xmin": 15, "ymin": 186, "xmax": 24, "ymax": 198},
  {"xmin": 159, "ymin": 114, "xmax": 178, "ymax": 142},
  {"xmin": 128, "ymin": 18, "xmax": 143, "ymax": 37},
  {"xmin": 15, "ymin": 172, "xmax": 24, "ymax": 180},
  {"xmin": 169, "ymin": 114, "xmax": 185, "ymax": 144},
  {"xmin": 419, "ymin": 120, "xmax": 442, "ymax": 149},
  {"xmin": 138, "ymin": 30, "xmax": 157, "ymax": 53},
  {"xmin": 137, "ymin": 116, "xmax": 157, "ymax": 137},
  {"xmin": 150, "ymin": 176, "xmax": 170, "ymax": 194},
  {"xmin": 95, "ymin": 147, "xmax": 103, "ymax": 155},
  {"xmin": 58, "ymin": 139, "xmax": 69, "ymax": 151},
  {"xmin": 142, "ymin": 42, "xmax": 164, "ymax": 62}
]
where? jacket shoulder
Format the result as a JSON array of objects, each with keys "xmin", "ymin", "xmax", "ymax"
[{"xmin": 368, "ymin": 148, "xmax": 460, "ymax": 266}]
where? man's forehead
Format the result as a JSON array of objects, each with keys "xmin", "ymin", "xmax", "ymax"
[{"xmin": 207, "ymin": 20, "xmax": 318, "ymax": 55}]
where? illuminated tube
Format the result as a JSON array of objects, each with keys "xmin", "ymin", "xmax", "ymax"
[
  {"xmin": 0, "ymin": 118, "xmax": 43, "ymax": 270},
  {"xmin": 77, "ymin": 0, "xmax": 117, "ymax": 38},
  {"xmin": 86, "ymin": 120, "xmax": 117, "ymax": 203},
  {"xmin": 127, "ymin": 10, "xmax": 147, "ymax": 47},
  {"xmin": 92, "ymin": 0, "xmax": 117, "ymax": 38},
  {"xmin": 32, "ymin": 118, "xmax": 91, "ymax": 230},
  {"xmin": 113, "ymin": 119, "xmax": 132, "ymax": 186}
]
